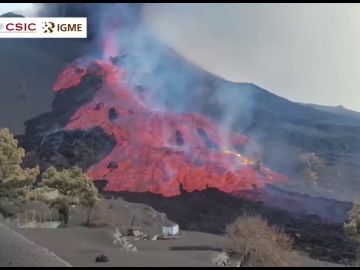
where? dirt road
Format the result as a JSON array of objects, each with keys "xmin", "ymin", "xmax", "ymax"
[{"xmin": 0, "ymin": 221, "xmax": 71, "ymax": 267}]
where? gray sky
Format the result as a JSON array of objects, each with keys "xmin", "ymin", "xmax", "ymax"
[
  {"xmin": 143, "ymin": 4, "xmax": 360, "ymax": 111},
  {"xmin": 0, "ymin": 3, "xmax": 35, "ymax": 16},
  {"xmin": 2, "ymin": 3, "xmax": 360, "ymax": 111}
]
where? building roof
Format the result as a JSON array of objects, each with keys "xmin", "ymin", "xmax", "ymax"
[{"xmin": 163, "ymin": 220, "xmax": 178, "ymax": 227}]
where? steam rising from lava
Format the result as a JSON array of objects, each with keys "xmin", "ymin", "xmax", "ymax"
[
  {"xmin": 44, "ymin": 3, "xmax": 288, "ymax": 196},
  {"xmin": 53, "ymin": 58, "xmax": 286, "ymax": 196}
]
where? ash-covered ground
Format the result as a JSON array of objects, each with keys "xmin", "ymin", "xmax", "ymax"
[
  {"xmin": 1, "ymin": 5, "xmax": 360, "ymax": 266},
  {"xmin": 109, "ymin": 187, "xmax": 356, "ymax": 264}
]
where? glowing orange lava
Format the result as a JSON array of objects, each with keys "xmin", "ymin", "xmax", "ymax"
[{"xmin": 53, "ymin": 58, "xmax": 287, "ymax": 197}]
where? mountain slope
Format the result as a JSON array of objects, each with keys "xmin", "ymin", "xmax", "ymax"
[
  {"xmin": 113, "ymin": 42, "xmax": 360, "ymax": 201},
  {"xmin": 0, "ymin": 32, "xmax": 91, "ymax": 134},
  {"xmin": 1, "ymin": 11, "xmax": 360, "ymax": 201},
  {"xmin": 305, "ymin": 103, "xmax": 360, "ymax": 120}
]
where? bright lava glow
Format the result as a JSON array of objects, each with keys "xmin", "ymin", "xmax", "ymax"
[{"xmin": 52, "ymin": 56, "xmax": 287, "ymax": 197}]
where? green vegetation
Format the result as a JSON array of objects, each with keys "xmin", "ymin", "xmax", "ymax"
[
  {"xmin": 0, "ymin": 127, "xmax": 99, "ymax": 226},
  {"xmin": 0, "ymin": 128, "xmax": 39, "ymax": 201},
  {"xmin": 344, "ymin": 201, "xmax": 360, "ymax": 264},
  {"xmin": 40, "ymin": 166, "xmax": 99, "ymax": 226},
  {"xmin": 345, "ymin": 201, "xmax": 360, "ymax": 238}
]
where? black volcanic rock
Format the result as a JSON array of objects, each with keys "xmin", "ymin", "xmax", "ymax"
[
  {"xmin": 2, "ymin": 2, "xmax": 359, "ymax": 203},
  {"xmin": 16, "ymin": 67, "xmax": 116, "ymax": 181},
  {"xmin": 93, "ymin": 179, "xmax": 109, "ymax": 193},
  {"xmin": 10, "ymin": 8, "xmax": 359, "ymax": 264},
  {"xmin": 107, "ymin": 187, "xmax": 356, "ymax": 264},
  {"xmin": 196, "ymin": 128, "xmax": 219, "ymax": 150},
  {"xmin": 8, "ymin": 4, "xmax": 360, "ymax": 202},
  {"xmin": 108, "ymin": 108, "xmax": 118, "ymax": 121},
  {"xmin": 24, "ymin": 74, "xmax": 102, "ymax": 136},
  {"xmin": 107, "ymin": 161, "xmax": 118, "ymax": 169},
  {"xmin": 18, "ymin": 128, "xmax": 115, "ymax": 172},
  {"xmin": 117, "ymin": 36, "xmax": 360, "ymax": 202},
  {"xmin": 17, "ymin": 70, "xmax": 115, "ymax": 177},
  {"xmin": 175, "ymin": 130, "xmax": 184, "ymax": 146},
  {"xmin": 95, "ymin": 103, "xmax": 104, "ymax": 111}
]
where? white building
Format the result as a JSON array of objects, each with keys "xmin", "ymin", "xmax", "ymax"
[{"xmin": 162, "ymin": 220, "xmax": 179, "ymax": 236}]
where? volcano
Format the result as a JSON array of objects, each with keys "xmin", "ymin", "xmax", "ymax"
[
  {"xmin": 4, "ymin": 4, "xmax": 360, "ymax": 202},
  {"xmin": 3, "ymin": 6, "xmax": 360, "ymax": 265},
  {"xmin": 45, "ymin": 57, "xmax": 286, "ymax": 197}
]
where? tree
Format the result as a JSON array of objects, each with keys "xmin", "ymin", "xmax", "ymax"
[
  {"xmin": 40, "ymin": 166, "xmax": 99, "ymax": 226},
  {"xmin": 0, "ymin": 128, "xmax": 39, "ymax": 202}
]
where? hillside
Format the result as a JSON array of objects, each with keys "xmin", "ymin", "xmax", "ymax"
[
  {"xmin": 0, "ymin": 37, "xmax": 90, "ymax": 135},
  {"xmin": 1, "ymin": 8, "xmax": 359, "ymax": 267},
  {"xmin": 305, "ymin": 103, "xmax": 360, "ymax": 120},
  {"xmin": 107, "ymin": 43, "xmax": 360, "ymax": 202},
  {"xmin": 1, "ymin": 10, "xmax": 360, "ymax": 201},
  {"xmin": 1, "ymin": 31, "xmax": 360, "ymax": 202}
]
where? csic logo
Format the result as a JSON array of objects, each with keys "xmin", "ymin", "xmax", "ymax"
[
  {"xmin": 42, "ymin": 22, "xmax": 55, "ymax": 33},
  {"xmin": 0, "ymin": 22, "xmax": 36, "ymax": 32},
  {"xmin": 0, "ymin": 17, "xmax": 87, "ymax": 38}
]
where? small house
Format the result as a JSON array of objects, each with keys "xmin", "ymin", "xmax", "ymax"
[{"xmin": 162, "ymin": 220, "xmax": 179, "ymax": 236}]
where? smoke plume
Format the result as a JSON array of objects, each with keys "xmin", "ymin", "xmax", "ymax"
[{"xmin": 35, "ymin": 3, "xmax": 143, "ymax": 41}]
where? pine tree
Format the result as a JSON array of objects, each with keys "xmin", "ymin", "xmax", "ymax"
[
  {"xmin": 0, "ymin": 128, "xmax": 39, "ymax": 201},
  {"xmin": 40, "ymin": 166, "xmax": 99, "ymax": 226}
]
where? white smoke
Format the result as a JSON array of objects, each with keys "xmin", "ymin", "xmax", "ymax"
[{"xmin": 0, "ymin": 3, "xmax": 38, "ymax": 16}]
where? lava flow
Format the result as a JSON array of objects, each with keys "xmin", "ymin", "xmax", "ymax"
[{"xmin": 53, "ymin": 58, "xmax": 287, "ymax": 197}]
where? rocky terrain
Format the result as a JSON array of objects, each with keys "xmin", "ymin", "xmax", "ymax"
[
  {"xmin": 1, "ymin": 7, "xmax": 360, "ymax": 267},
  {"xmin": 112, "ymin": 188, "xmax": 356, "ymax": 265},
  {"xmin": 1, "ymin": 9, "xmax": 360, "ymax": 201},
  {"xmin": 1, "ymin": 196, "xmax": 349, "ymax": 267},
  {"xmin": 123, "ymin": 51, "xmax": 360, "ymax": 202},
  {"xmin": 3, "ymin": 36, "xmax": 359, "ymax": 202}
]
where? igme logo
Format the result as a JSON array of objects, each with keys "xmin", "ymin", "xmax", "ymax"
[
  {"xmin": 42, "ymin": 22, "xmax": 55, "ymax": 33},
  {"xmin": 42, "ymin": 21, "xmax": 84, "ymax": 33},
  {"xmin": 0, "ymin": 17, "xmax": 87, "ymax": 38}
]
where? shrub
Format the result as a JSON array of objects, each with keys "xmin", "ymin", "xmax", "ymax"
[
  {"xmin": 299, "ymin": 152, "xmax": 324, "ymax": 187},
  {"xmin": 344, "ymin": 201, "xmax": 360, "ymax": 265},
  {"xmin": 88, "ymin": 199, "xmax": 121, "ymax": 227},
  {"xmin": 344, "ymin": 201, "xmax": 360, "ymax": 239},
  {"xmin": 226, "ymin": 214, "xmax": 293, "ymax": 267}
]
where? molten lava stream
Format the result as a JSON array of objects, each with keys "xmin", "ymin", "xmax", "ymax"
[{"xmin": 53, "ymin": 58, "xmax": 287, "ymax": 197}]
